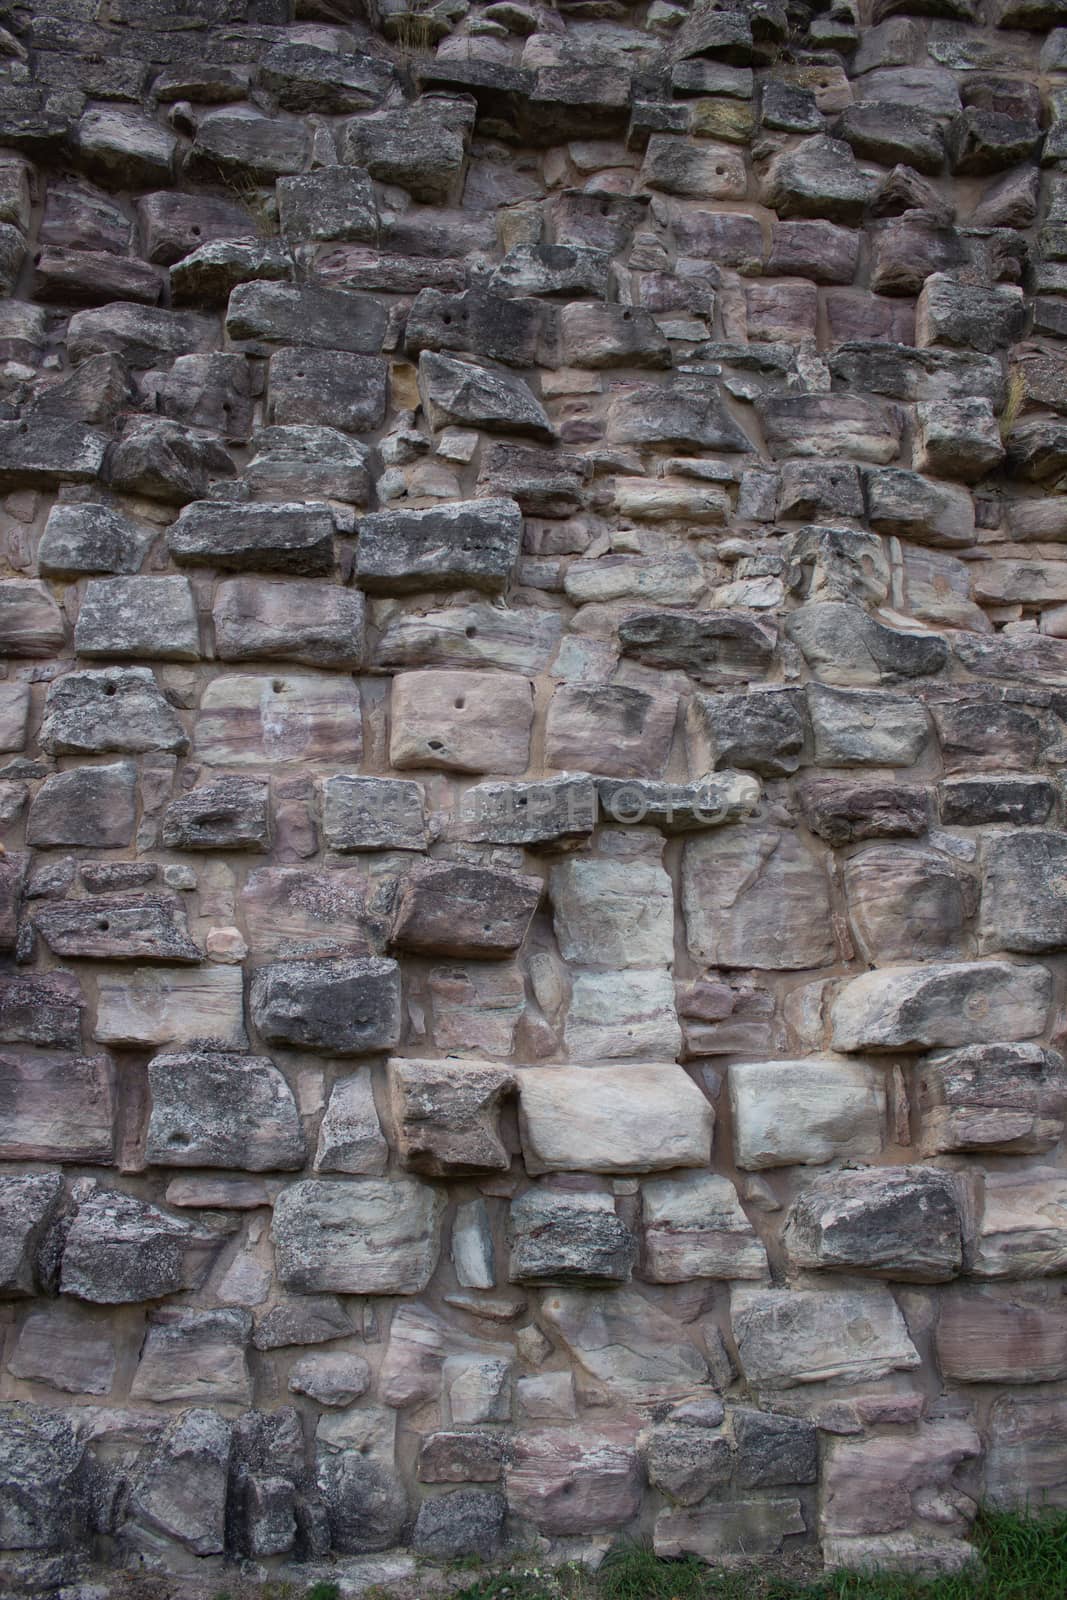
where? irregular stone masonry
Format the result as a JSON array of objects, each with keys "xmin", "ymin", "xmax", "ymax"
[{"xmin": 2, "ymin": 0, "xmax": 1067, "ymax": 1587}]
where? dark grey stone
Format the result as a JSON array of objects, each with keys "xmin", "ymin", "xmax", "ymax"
[
  {"xmin": 74, "ymin": 575, "xmax": 199, "ymax": 661},
  {"xmin": 37, "ymin": 502, "xmax": 155, "ymax": 578},
  {"xmin": 34, "ymin": 894, "xmax": 201, "ymax": 963},
  {"xmin": 981, "ymin": 831, "xmax": 1067, "ymax": 953},
  {"xmin": 251, "ymin": 957, "xmax": 402, "ymax": 1055},
  {"xmin": 784, "ymin": 1166, "xmax": 963, "ymax": 1282},
  {"xmin": 322, "ymin": 775, "xmax": 427, "ymax": 853},
  {"xmin": 0, "ymin": 1403, "xmax": 88, "ymax": 1551},
  {"xmin": 356, "ymin": 497, "xmax": 523, "ymax": 595},
  {"xmin": 417, "ymin": 350, "xmax": 554, "ymax": 442},
  {"xmin": 162, "ymin": 775, "xmax": 271, "ymax": 851},
  {"xmin": 147, "ymin": 1049, "xmax": 304, "ymax": 1172},
  {"xmin": 226, "ymin": 282, "xmax": 387, "ymax": 355},
  {"xmin": 212, "ymin": 579, "xmax": 365, "ymax": 671},
  {"xmin": 412, "ymin": 1490, "xmax": 505, "ymax": 1559},
  {"xmin": 60, "ymin": 1189, "xmax": 232, "ymax": 1304},
  {"xmin": 267, "ymin": 348, "xmax": 389, "ymax": 432},
  {"xmin": 107, "ymin": 418, "xmax": 236, "ymax": 504},
  {"xmin": 40, "ymin": 667, "xmax": 188, "ymax": 756},
  {"xmin": 26, "ymin": 762, "xmax": 137, "ymax": 849},
  {"xmin": 800, "ymin": 779, "xmax": 929, "ymax": 845},
  {"xmin": 509, "ymin": 1189, "xmax": 635, "ymax": 1286},
  {"xmin": 733, "ymin": 1409, "xmax": 818, "ymax": 1488},
  {"xmin": 0, "ymin": 1171, "xmax": 64, "ymax": 1298},
  {"xmin": 339, "ymin": 96, "xmax": 473, "ymax": 204},
  {"xmin": 316, "ymin": 1449, "xmax": 408, "ymax": 1555},
  {"xmin": 619, "ymin": 609, "xmax": 777, "ymax": 685},
  {"xmin": 687, "ymin": 688, "xmax": 809, "ymax": 778},
  {"xmin": 168, "ymin": 501, "xmax": 335, "ymax": 576}
]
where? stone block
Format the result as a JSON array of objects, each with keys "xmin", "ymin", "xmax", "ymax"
[
  {"xmin": 683, "ymin": 825, "xmax": 835, "ymax": 971},
  {"xmin": 808, "ymin": 685, "xmax": 928, "ymax": 767},
  {"xmin": 241, "ymin": 866, "xmax": 375, "ymax": 959},
  {"xmin": 390, "ymin": 861, "xmax": 541, "ymax": 958},
  {"xmin": 356, "ymin": 497, "xmax": 523, "ymax": 594},
  {"xmin": 60, "ymin": 1189, "xmax": 232, "ymax": 1304},
  {"xmin": 161, "ymin": 776, "xmax": 271, "ymax": 852},
  {"xmin": 93, "ymin": 963, "xmax": 247, "ymax": 1050},
  {"xmin": 509, "ymin": 1189, "xmax": 634, "ymax": 1287},
  {"xmin": 784, "ymin": 1166, "xmax": 963, "ymax": 1282},
  {"xmin": 687, "ymin": 688, "xmax": 807, "ymax": 778},
  {"xmin": 936, "ymin": 1285, "xmax": 1067, "ymax": 1383},
  {"xmin": 340, "ymin": 99, "xmax": 472, "ymax": 204},
  {"xmin": 787, "ymin": 602, "xmax": 949, "ymax": 685},
  {"xmin": 74, "ymin": 575, "xmax": 199, "ymax": 662},
  {"xmin": 417, "ymin": 351, "xmax": 554, "ymax": 442},
  {"xmin": 251, "ymin": 957, "xmax": 401, "ymax": 1055},
  {"xmin": 7, "ymin": 1303, "xmax": 116, "ymax": 1396},
  {"xmin": 314, "ymin": 1071, "xmax": 388, "ymax": 1175},
  {"xmin": 731, "ymin": 1282, "xmax": 920, "ymax": 1388},
  {"xmin": 131, "ymin": 1307, "xmax": 252, "ymax": 1406},
  {"xmin": 517, "ymin": 1063, "xmax": 713, "ymax": 1175},
  {"xmin": 986, "ymin": 1395, "xmax": 1067, "ymax": 1512},
  {"xmin": 0, "ymin": 972, "xmax": 83, "ymax": 1051},
  {"xmin": 0, "ymin": 1051, "xmax": 115, "ymax": 1164},
  {"xmin": 126, "ymin": 1410, "xmax": 232, "ymax": 1557},
  {"xmin": 619, "ymin": 609, "xmax": 777, "ymax": 685},
  {"xmin": 917, "ymin": 1042, "xmax": 1067, "ymax": 1156},
  {"xmin": 195, "ymin": 672, "xmax": 362, "ymax": 768},
  {"xmin": 831, "ymin": 960, "xmax": 1052, "ymax": 1052},
  {"xmin": 506, "ymin": 1428, "xmax": 641, "ymax": 1535},
  {"xmin": 643, "ymin": 1426, "xmax": 732, "ymax": 1506},
  {"xmin": 0, "ymin": 1402, "xmax": 88, "ymax": 1551},
  {"xmin": 0, "ymin": 580, "xmax": 66, "ymax": 656},
  {"xmin": 146, "ymin": 1050, "xmax": 304, "ymax": 1171},
  {"xmin": 733, "ymin": 1409, "xmax": 817, "ymax": 1489},
  {"xmin": 844, "ymin": 846, "xmax": 967, "ymax": 964},
  {"xmin": 390, "ymin": 669, "xmax": 533, "ymax": 774},
  {"xmin": 758, "ymin": 394, "xmax": 901, "ymax": 464},
  {"xmin": 800, "ymin": 778, "xmax": 929, "ymax": 845},
  {"xmin": 546, "ymin": 684, "xmax": 677, "ymax": 778},
  {"xmin": 34, "ymin": 893, "xmax": 200, "ymax": 964},
  {"xmin": 388, "ymin": 1057, "xmax": 516, "ymax": 1177},
  {"xmin": 455, "ymin": 774, "xmax": 595, "ymax": 847},
  {"xmin": 39, "ymin": 502, "xmax": 155, "ymax": 579},
  {"xmin": 642, "ymin": 1172, "xmax": 768, "ymax": 1281},
  {"xmin": 550, "ymin": 853, "xmax": 674, "ymax": 969},
  {"xmin": 564, "ymin": 968, "xmax": 682, "ymax": 1061},
  {"xmin": 226, "ymin": 281, "xmax": 386, "ymax": 355},
  {"xmin": 981, "ymin": 831, "xmax": 1067, "ymax": 954},
  {"xmin": 27, "ymin": 761, "xmax": 137, "ymax": 849},
  {"xmin": 761, "ymin": 134, "xmax": 875, "ymax": 223},
  {"xmin": 213, "ymin": 578, "xmax": 365, "ymax": 671},
  {"xmin": 972, "ymin": 1168, "xmax": 1067, "ymax": 1277},
  {"xmin": 730, "ymin": 1057, "xmax": 887, "ymax": 1170},
  {"xmin": 272, "ymin": 1177, "xmax": 444, "ymax": 1294},
  {"xmin": 168, "ymin": 501, "xmax": 335, "ymax": 576},
  {"xmin": 0, "ymin": 1171, "xmax": 64, "ymax": 1298},
  {"xmin": 655, "ymin": 1498, "xmax": 806, "ymax": 1562},
  {"xmin": 266, "ymin": 348, "xmax": 388, "ymax": 432}
]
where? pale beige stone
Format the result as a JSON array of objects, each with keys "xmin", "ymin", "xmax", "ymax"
[{"xmin": 517, "ymin": 1063, "xmax": 713, "ymax": 1174}]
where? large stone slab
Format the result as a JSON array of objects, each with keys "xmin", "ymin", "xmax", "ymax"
[
  {"xmin": 34, "ymin": 894, "xmax": 200, "ymax": 964},
  {"xmin": 550, "ymin": 854, "xmax": 674, "ymax": 969},
  {"xmin": 844, "ymin": 846, "xmax": 967, "ymax": 964},
  {"xmin": 74, "ymin": 575, "xmax": 199, "ymax": 661},
  {"xmin": 936, "ymin": 1286, "xmax": 1067, "ymax": 1383},
  {"xmin": 784, "ymin": 1166, "xmax": 963, "ymax": 1282},
  {"xmin": 830, "ymin": 960, "xmax": 1051, "ymax": 1051},
  {"xmin": 545, "ymin": 684, "xmax": 677, "ymax": 779},
  {"xmin": 146, "ymin": 1050, "xmax": 304, "ymax": 1171},
  {"xmin": 251, "ymin": 957, "xmax": 401, "ymax": 1055},
  {"xmin": 161, "ymin": 775, "xmax": 271, "ymax": 852},
  {"xmin": 917, "ymin": 1042, "xmax": 1067, "ymax": 1156},
  {"xmin": 93, "ymin": 963, "xmax": 247, "ymax": 1050},
  {"xmin": 655, "ymin": 1499, "xmax": 806, "ymax": 1563},
  {"xmin": 729, "ymin": 1058, "xmax": 887, "ymax": 1170},
  {"xmin": 541, "ymin": 1287, "xmax": 710, "ymax": 1404},
  {"xmin": 388, "ymin": 1057, "xmax": 516, "ymax": 1177},
  {"xmin": 981, "ymin": 831, "xmax": 1067, "ymax": 954},
  {"xmin": 418, "ymin": 351, "xmax": 553, "ymax": 442},
  {"xmin": 131, "ymin": 1307, "xmax": 252, "ymax": 1405},
  {"xmin": 564, "ymin": 968, "xmax": 682, "ymax": 1061},
  {"xmin": 506, "ymin": 1429, "xmax": 642, "ymax": 1535},
  {"xmin": 168, "ymin": 501, "xmax": 335, "ymax": 576},
  {"xmin": 390, "ymin": 669, "xmax": 533, "ymax": 774},
  {"xmin": 60, "ymin": 1189, "xmax": 231, "ymax": 1304},
  {"xmin": 642, "ymin": 1172, "xmax": 768, "ymax": 1281},
  {"xmin": 240, "ymin": 865, "xmax": 375, "ymax": 959},
  {"xmin": 0, "ymin": 1051, "xmax": 115, "ymax": 1164},
  {"xmin": 272, "ymin": 1178, "xmax": 445, "ymax": 1294},
  {"xmin": 390, "ymin": 861, "xmax": 541, "ymax": 958},
  {"xmin": 356, "ymin": 498, "xmax": 523, "ymax": 594},
  {"xmin": 517, "ymin": 1064, "xmax": 713, "ymax": 1174},
  {"xmin": 0, "ymin": 1402, "xmax": 88, "ymax": 1551},
  {"xmin": 27, "ymin": 761, "xmax": 137, "ymax": 850},
  {"xmin": 730, "ymin": 1282, "xmax": 921, "ymax": 1388},
  {"xmin": 985, "ymin": 1395, "xmax": 1067, "ymax": 1512},
  {"xmin": 7, "ymin": 1303, "xmax": 116, "ymax": 1396},
  {"xmin": 682, "ymin": 825, "xmax": 836, "ymax": 970},
  {"xmin": 195, "ymin": 672, "xmax": 362, "ymax": 767},
  {"xmin": 41, "ymin": 668, "xmax": 188, "ymax": 755}
]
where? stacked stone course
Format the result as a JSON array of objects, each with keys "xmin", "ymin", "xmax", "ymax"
[{"xmin": 1, "ymin": 0, "xmax": 1067, "ymax": 1585}]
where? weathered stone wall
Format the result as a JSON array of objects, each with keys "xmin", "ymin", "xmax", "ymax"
[{"xmin": 1, "ymin": 0, "xmax": 1067, "ymax": 1586}]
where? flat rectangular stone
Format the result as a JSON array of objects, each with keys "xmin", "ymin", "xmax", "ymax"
[
  {"xmin": 730, "ymin": 1057, "xmax": 887, "ymax": 1170},
  {"xmin": 731, "ymin": 1282, "xmax": 921, "ymax": 1389},
  {"xmin": 517, "ymin": 1063, "xmax": 713, "ymax": 1175},
  {"xmin": 240, "ymin": 866, "xmax": 375, "ymax": 959},
  {"xmin": 168, "ymin": 502, "xmax": 335, "ymax": 576},
  {"xmin": 272, "ymin": 1177, "xmax": 445, "ymax": 1294},
  {"xmin": 356, "ymin": 498, "xmax": 523, "ymax": 595},
  {"xmin": 213, "ymin": 578, "xmax": 364, "ymax": 670},
  {"xmin": 195, "ymin": 672, "xmax": 362, "ymax": 767},
  {"xmin": 0, "ymin": 1051, "xmax": 115, "ymax": 1163},
  {"xmin": 93, "ymin": 963, "xmax": 247, "ymax": 1049},
  {"xmin": 226, "ymin": 281, "xmax": 387, "ymax": 354},
  {"xmin": 74, "ymin": 575, "xmax": 200, "ymax": 661},
  {"xmin": 34, "ymin": 894, "xmax": 200, "ymax": 963},
  {"xmin": 831, "ymin": 961, "xmax": 1052, "ymax": 1051}
]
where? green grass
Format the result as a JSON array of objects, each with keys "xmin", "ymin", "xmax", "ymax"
[{"xmin": 446, "ymin": 1509, "xmax": 1067, "ymax": 1600}]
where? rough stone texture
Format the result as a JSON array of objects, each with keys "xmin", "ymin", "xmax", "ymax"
[{"xmin": 4, "ymin": 0, "xmax": 1067, "ymax": 1579}]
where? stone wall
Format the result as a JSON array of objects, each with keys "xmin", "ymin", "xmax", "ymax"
[{"xmin": 1, "ymin": 0, "xmax": 1067, "ymax": 1586}]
